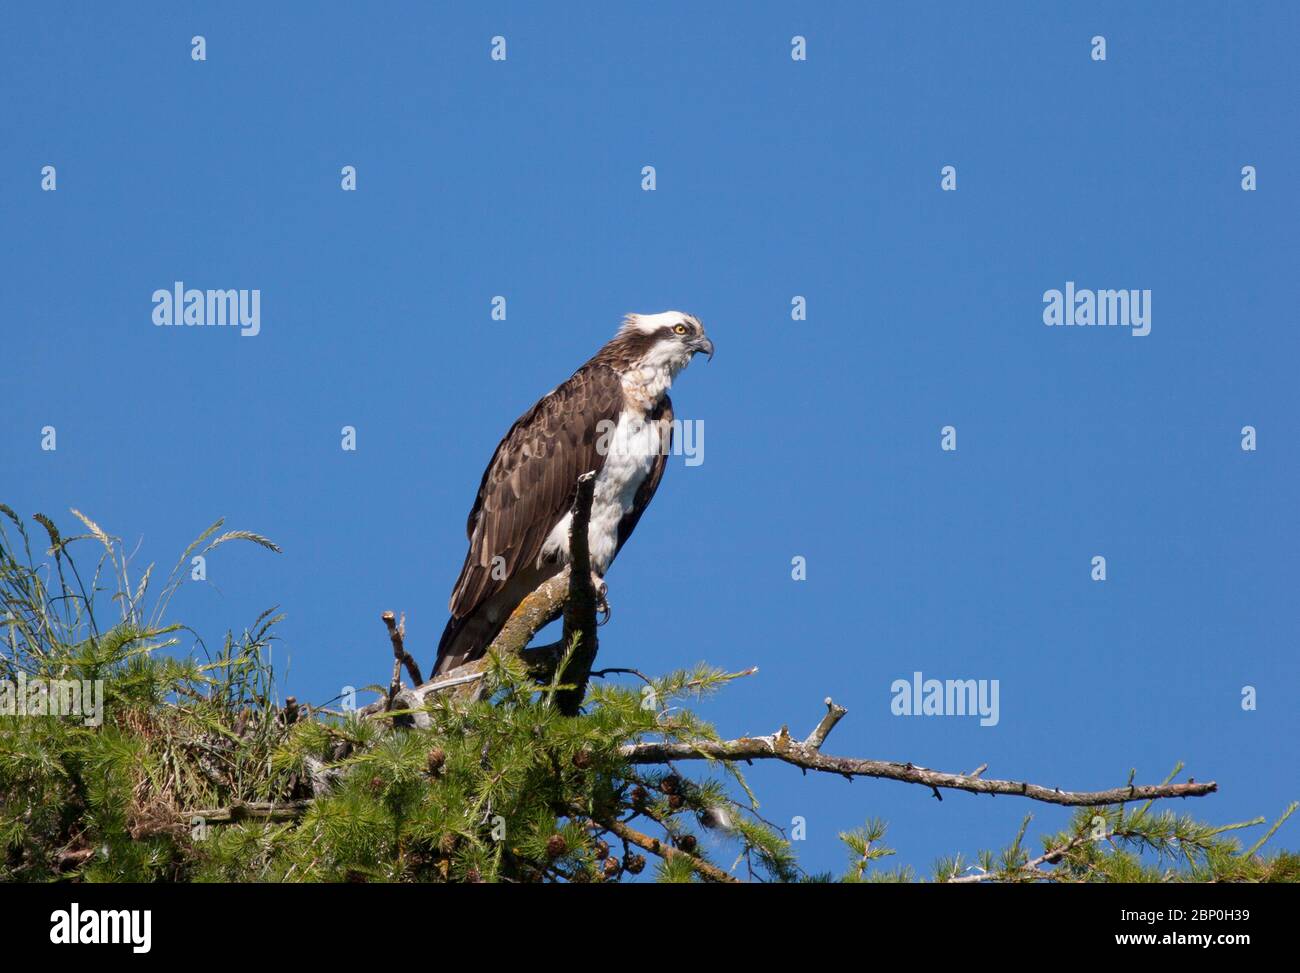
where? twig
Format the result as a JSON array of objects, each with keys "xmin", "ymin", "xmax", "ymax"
[
  {"xmin": 946, "ymin": 827, "xmax": 1116, "ymax": 883},
  {"xmin": 383, "ymin": 611, "xmax": 422, "ymax": 701},
  {"xmin": 805, "ymin": 697, "xmax": 847, "ymax": 750},
  {"xmin": 589, "ymin": 813, "xmax": 738, "ymax": 883},
  {"xmin": 591, "ymin": 667, "xmax": 654, "ymax": 686}
]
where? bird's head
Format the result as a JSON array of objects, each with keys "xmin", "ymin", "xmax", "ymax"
[{"xmin": 612, "ymin": 311, "xmax": 714, "ymax": 375}]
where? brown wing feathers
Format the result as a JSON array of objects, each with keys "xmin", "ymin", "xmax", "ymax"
[{"xmin": 434, "ymin": 363, "xmax": 626, "ymax": 674}]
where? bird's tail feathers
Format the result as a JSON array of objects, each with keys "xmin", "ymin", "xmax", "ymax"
[{"xmin": 433, "ymin": 611, "xmax": 507, "ymax": 677}]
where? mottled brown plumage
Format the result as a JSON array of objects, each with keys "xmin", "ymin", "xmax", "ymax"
[{"xmin": 434, "ymin": 313, "xmax": 709, "ymax": 676}]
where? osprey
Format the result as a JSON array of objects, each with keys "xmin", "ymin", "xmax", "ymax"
[{"xmin": 433, "ymin": 311, "xmax": 713, "ymax": 675}]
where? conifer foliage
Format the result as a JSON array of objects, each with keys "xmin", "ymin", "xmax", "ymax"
[{"xmin": 2, "ymin": 507, "xmax": 1296, "ymax": 882}]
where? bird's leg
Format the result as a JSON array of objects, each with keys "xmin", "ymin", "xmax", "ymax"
[{"xmin": 590, "ymin": 571, "xmax": 610, "ymax": 624}]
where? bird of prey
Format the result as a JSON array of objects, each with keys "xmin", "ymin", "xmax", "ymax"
[{"xmin": 433, "ymin": 311, "xmax": 713, "ymax": 675}]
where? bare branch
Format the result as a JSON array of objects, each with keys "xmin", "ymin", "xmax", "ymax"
[
  {"xmin": 620, "ymin": 700, "xmax": 1217, "ymax": 808},
  {"xmin": 383, "ymin": 610, "xmax": 422, "ymax": 699},
  {"xmin": 553, "ymin": 471, "xmax": 599, "ymax": 716}
]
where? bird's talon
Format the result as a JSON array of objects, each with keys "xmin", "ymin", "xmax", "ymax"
[{"xmin": 589, "ymin": 572, "xmax": 611, "ymax": 623}]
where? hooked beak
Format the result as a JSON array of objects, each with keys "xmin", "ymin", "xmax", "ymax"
[{"xmin": 693, "ymin": 336, "xmax": 715, "ymax": 361}]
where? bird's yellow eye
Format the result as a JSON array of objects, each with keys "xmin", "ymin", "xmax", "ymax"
[{"xmin": 673, "ymin": 324, "xmax": 688, "ymax": 335}]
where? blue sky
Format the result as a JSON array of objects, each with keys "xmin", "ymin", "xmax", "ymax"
[{"xmin": 3, "ymin": 1, "xmax": 1297, "ymax": 879}]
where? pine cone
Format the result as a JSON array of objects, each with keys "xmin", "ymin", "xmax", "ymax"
[
  {"xmin": 546, "ymin": 834, "xmax": 567, "ymax": 859},
  {"xmin": 623, "ymin": 853, "xmax": 646, "ymax": 875},
  {"xmin": 426, "ymin": 748, "xmax": 446, "ymax": 776}
]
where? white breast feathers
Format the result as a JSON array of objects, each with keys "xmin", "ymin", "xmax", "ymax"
[{"xmin": 541, "ymin": 409, "xmax": 665, "ymax": 575}]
